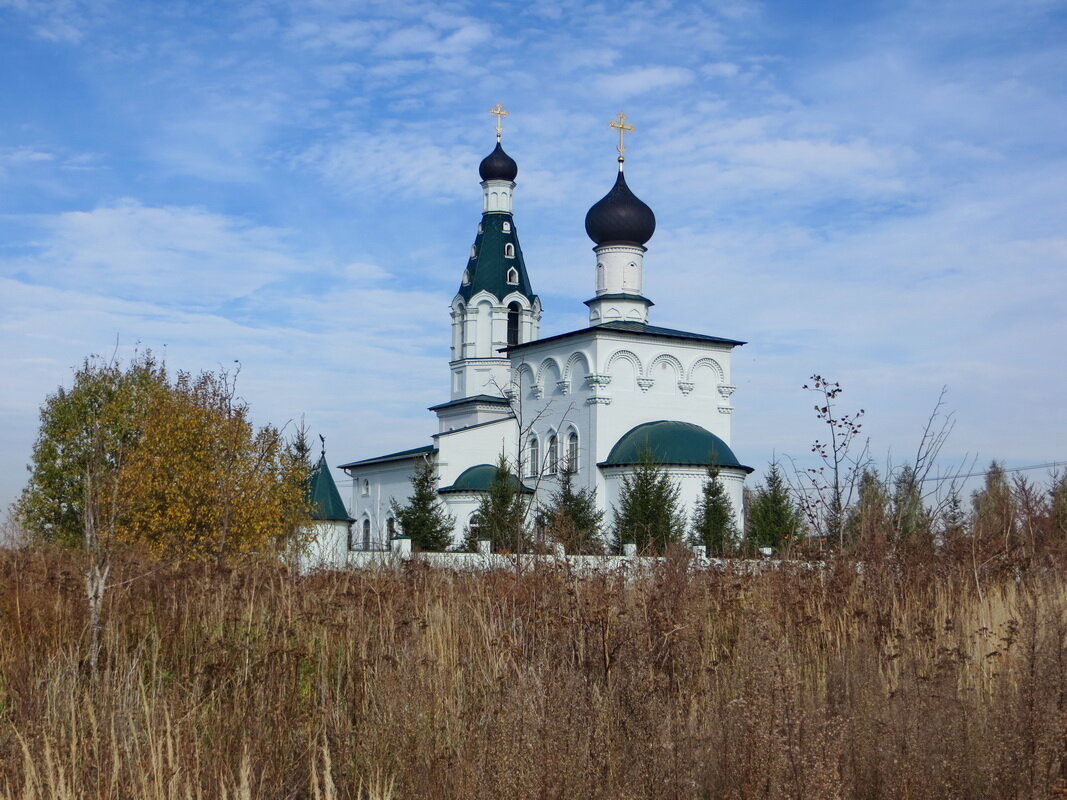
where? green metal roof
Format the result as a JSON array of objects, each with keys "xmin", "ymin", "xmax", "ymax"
[
  {"xmin": 438, "ymin": 463, "xmax": 535, "ymax": 494},
  {"xmin": 428, "ymin": 394, "xmax": 510, "ymax": 412},
  {"xmin": 458, "ymin": 212, "xmax": 537, "ymax": 303},
  {"xmin": 503, "ymin": 321, "xmax": 744, "ymax": 353},
  {"xmin": 308, "ymin": 455, "xmax": 355, "ymax": 522},
  {"xmin": 339, "ymin": 444, "xmax": 436, "ymax": 470},
  {"xmin": 599, "ymin": 421, "xmax": 753, "ymax": 473}
]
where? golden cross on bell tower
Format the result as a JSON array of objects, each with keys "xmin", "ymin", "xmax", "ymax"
[
  {"xmin": 609, "ymin": 111, "xmax": 634, "ymax": 165},
  {"xmin": 489, "ymin": 103, "xmax": 509, "ymax": 141}
]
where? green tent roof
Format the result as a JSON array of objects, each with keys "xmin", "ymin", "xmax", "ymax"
[
  {"xmin": 308, "ymin": 454, "xmax": 355, "ymax": 522},
  {"xmin": 438, "ymin": 463, "xmax": 535, "ymax": 494},
  {"xmin": 600, "ymin": 421, "xmax": 753, "ymax": 473},
  {"xmin": 458, "ymin": 212, "xmax": 537, "ymax": 303}
]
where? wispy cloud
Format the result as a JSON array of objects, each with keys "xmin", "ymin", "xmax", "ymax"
[{"xmin": 0, "ymin": 0, "xmax": 1065, "ymax": 510}]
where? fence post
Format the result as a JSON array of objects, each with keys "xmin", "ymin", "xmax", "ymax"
[
  {"xmin": 691, "ymin": 543, "xmax": 706, "ymax": 560},
  {"xmin": 391, "ymin": 536, "xmax": 412, "ymax": 556},
  {"xmin": 622, "ymin": 542, "xmax": 637, "ymax": 557},
  {"xmin": 476, "ymin": 538, "xmax": 491, "ymax": 556}
]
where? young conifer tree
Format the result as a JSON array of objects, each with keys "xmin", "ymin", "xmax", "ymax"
[
  {"xmin": 541, "ymin": 465, "xmax": 604, "ymax": 554},
  {"xmin": 746, "ymin": 460, "xmax": 803, "ymax": 549},
  {"xmin": 612, "ymin": 449, "xmax": 685, "ymax": 554},
  {"xmin": 390, "ymin": 456, "xmax": 454, "ymax": 551},
  {"xmin": 691, "ymin": 463, "xmax": 738, "ymax": 556},
  {"xmin": 472, "ymin": 454, "xmax": 528, "ymax": 553},
  {"xmin": 844, "ymin": 468, "xmax": 889, "ymax": 544}
]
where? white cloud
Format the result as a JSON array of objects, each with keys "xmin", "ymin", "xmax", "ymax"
[{"xmin": 593, "ymin": 66, "xmax": 695, "ymax": 99}]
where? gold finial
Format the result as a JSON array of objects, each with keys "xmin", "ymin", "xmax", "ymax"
[
  {"xmin": 489, "ymin": 103, "xmax": 509, "ymax": 141},
  {"xmin": 609, "ymin": 111, "xmax": 634, "ymax": 166}
]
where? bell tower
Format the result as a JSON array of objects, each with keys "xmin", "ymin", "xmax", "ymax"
[{"xmin": 448, "ymin": 106, "xmax": 541, "ymax": 405}]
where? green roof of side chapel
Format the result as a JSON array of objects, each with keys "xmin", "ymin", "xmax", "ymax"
[
  {"xmin": 438, "ymin": 463, "xmax": 535, "ymax": 494},
  {"xmin": 308, "ymin": 454, "xmax": 355, "ymax": 522},
  {"xmin": 600, "ymin": 420, "xmax": 754, "ymax": 473}
]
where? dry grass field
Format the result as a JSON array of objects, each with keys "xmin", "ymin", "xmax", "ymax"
[{"xmin": 1, "ymin": 540, "xmax": 1064, "ymax": 799}]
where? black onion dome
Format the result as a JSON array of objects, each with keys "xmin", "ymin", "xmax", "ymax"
[
  {"xmin": 479, "ymin": 142, "xmax": 518, "ymax": 182},
  {"xmin": 584, "ymin": 170, "xmax": 656, "ymax": 246}
]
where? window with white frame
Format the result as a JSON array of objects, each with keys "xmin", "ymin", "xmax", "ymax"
[
  {"xmin": 547, "ymin": 434, "xmax": 559, "ymax": 474},
  {"xmin": 567, "ymin": 430, "xmax": 579, "ymax": 472},
  {"xmin": 362, "ymin": 518, "xmax": 371, "ymax": 549},
  {"xmin": 504, "ymin": 243, "xmax": 515, "ymax": 258},
  {"xmin": 386, "ymin": 517, "xmax": 396, "ymax": 537},
  {"xmin": 468, "ymin": 512, "xmax": 482, "ymax": 540},
  {"xmin": 506, "ymin": 267, "xmax": 519, "ymax": 285},
  {"xmin": 502, "ymin": 220, "xmax": 511, "ymax": 232},
  {"xmin": 361, "ymin": 479, "xmax": 369, "ymax": 496},
  {"xmin": 528, "ymin": 435, "xmax": 540, "ymax": 476}
]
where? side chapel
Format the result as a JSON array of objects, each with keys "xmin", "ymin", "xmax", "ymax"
[{"xmin": 334, "ymin": 108, "xmax": 752, "ymax": 551}]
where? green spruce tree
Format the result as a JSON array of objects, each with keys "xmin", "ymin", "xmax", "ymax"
[
  {"xmin": 612, "ymin": 449, "xmax": 686, "ymax": 554},
  {"xmin": 541, "ymin": 465, "xmax": 605, "ymax": 554},
  {"xmin": 891, "ymin": 464, "xmax": 927, "ymax": 540},
  {"xmin": 845, "ymin": 468, "xmax": 889, "ymax": 543},
  {"xmin": 746, "ymin": 460, "xmax": 802, "ymax": 550},
  {"xmin": 472, "ymin": 454, "xmax": 528, "ymax": 553},
  {"xmin": 390, "ymin": 456, "xmax": 455, "ymax": 551},
  {"xmin": 691, "ymin": 463, "xmax": 738, "ymax": 556}
]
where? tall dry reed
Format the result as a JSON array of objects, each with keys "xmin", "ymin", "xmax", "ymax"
[{"xmin": 1, "ymin": 546, "xmax": 1064, "ymax": 799}]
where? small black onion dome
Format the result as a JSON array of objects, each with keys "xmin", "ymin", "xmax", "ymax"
[
  {"xmin": 584, "ymin": 170, "xmax": 656, "ymax": 246},
  {"xmin": 479, "ymin": 142, "xmax": 518, "ymax": 182}
]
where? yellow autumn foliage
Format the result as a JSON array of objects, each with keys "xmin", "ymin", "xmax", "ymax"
[{"xmin": 115, "ymin": 370, "xmax": 308, "ymax": 558}]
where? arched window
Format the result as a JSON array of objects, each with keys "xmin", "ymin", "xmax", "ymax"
[
  {"xmin": 507, "ymin": 302, "xmax": 521, "ymax": 347},
  {"xmin": 567, "ymin": 430, "xmax": 579, "ymax": 472},
  {"xmin": 547, "ymin": 434, "xmax": 559, "ymax": 474},
  {"xmin": 596, "ymin": 262, "xmax": 605, "ymax": 291},
  {"xmin": 528, "ymin": 435, "xmax": 540, "ymax": 477},
  {"xmin": 504, "ymin": 243, "xmax": 515, "ymax": 258},
  {"xmin": 502, "ymin": 220, "xmax": 511, "ymax": 232},
  {"xmin": 477, "ymin": 223, "xmax": 483, "ymax": 233},
  {"xmin": 506, "ymin": 267, "xmax": 519, "ymax": 285},
  {"xmin": 386, "ymin": 517, "xmax": 396, "ymax": 537},
  {"xmin": 347, "ymin": 524, "xmax": 355, "ymax": 551},
  {"xmin": 462, "ymin": 269, "xmax": 470, "ymax": 285},
  {"xmin": 361, "ymin": 479, "xmax": 369, "ymax": 496},
  {"xmin": 362, "ymin": 518, "xmax": 371, "ymax": 549},
  {"xmin": 468, "ymin": 512, "xmax": 482, "ymax": 540},
  {"xmin": 470, "ymin": 245, "xmax": 477, "ymax": 258}
]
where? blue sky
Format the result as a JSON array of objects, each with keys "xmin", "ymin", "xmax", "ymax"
[{"xmin": 1, "ymin": 0, "xmax": 1065, "ymax": 512}]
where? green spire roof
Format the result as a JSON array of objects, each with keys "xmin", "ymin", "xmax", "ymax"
[
  {"xmin": 600, "ymin": 421, "xmax": 753, "ymax": 473},
  {"xmin": 308, "ymin": 454, "xmax": 354, "ymax": 522},
  {"xmin": 458, "ymin": 212, "xmax": 536, "ymax": 303}
]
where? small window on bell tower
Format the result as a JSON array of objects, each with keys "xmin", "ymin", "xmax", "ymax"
[
  {"xmin": 502, "ymin": 221, "xmax": 511, "ymax": 232},
  {"xmin": 506, "ymin": 267, "xmax": 519, "ymax": 285},
  {"xmin": 504, "ymin": 243, "xmax": 515, "ymax": 258}
]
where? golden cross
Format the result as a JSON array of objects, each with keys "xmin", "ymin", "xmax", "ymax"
[
  {"xmin": 489, "ymin": 103, "xmax": 509, "ymax": 141},
  {"xmin": 609, "ymin": 111, "xmax": 634, "ymax": 160}
]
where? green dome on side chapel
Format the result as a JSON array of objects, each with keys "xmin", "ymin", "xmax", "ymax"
[
  {"xmin": 438, "ymin": 464, "xmax": 535, "ymax": 494},
  {"xmin": 601, "ymin": 421, "xmax": 753, "ymax": 473}
]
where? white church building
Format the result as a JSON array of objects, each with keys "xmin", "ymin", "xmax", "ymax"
[{"xmin": 338, "ymin": 113, "xmax": 752, "ymax": 551}]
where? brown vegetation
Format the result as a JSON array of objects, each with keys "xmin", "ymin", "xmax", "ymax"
[{"xmin": 1, "ymin": 528, "xmax": 1065, "ymax": 800}]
